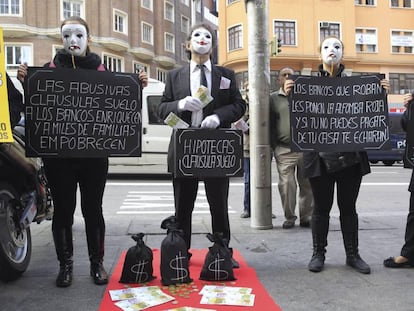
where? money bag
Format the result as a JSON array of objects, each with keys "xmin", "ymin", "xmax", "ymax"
[
  {"xmin": 199, "ymin": 232, "xmax": 236, "ymax": 281},
  {"xmin": 119, "ymin": 233, "xmax": 156, "ymax": 284},
  {"xmin": 160, "ymin": 215, "xmax": 192, "ymax": 286}
]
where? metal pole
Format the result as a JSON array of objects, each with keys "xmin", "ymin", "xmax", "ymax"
[{"xmin": 246, "ymin": 0, "xmax": 272, "ymax": 229}]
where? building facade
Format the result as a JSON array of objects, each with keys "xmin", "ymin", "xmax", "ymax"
[
  {"xmin": 218, "ymin": 0, "xmax": 414, "ymax": 105},
  {"xmin": 1, "ymin": 0, "xmax": 218, "ymax": 83}
]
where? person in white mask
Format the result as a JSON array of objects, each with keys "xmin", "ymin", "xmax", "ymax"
[
  {"xmin": 284, "ymin": 36, "xmax": 390, "ymax": 274},
  {"xmin": 17, "ymin": 16, "xmax": 148, "ymax": 288},
  {"xmin": 158, "ymin": 23, "xmax": 246, "ymax": 267}
]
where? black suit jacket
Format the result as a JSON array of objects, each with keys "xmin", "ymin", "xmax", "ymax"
[{"xmin": 158, "ymin": 64, "xmax": 246, "ymax": 172}]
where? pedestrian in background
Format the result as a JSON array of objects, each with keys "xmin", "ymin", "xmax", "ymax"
[
  {"xmin": 284, "ymin": 36, "xmax": 389, "ymax": 274},
  {"xmin": 269, "ymin": 67, "xmax": 314, "ymax": 229},
  {"xmin": 157, "ymin": 23, "xmax": 246, "ymax": 266},
  {"xmin": 384, "ymin": 92, "xmax": 414, "ymax": 268},
  {"xmin": 18, "ymin": 16, "xmax": 148, "ymax": 287}
]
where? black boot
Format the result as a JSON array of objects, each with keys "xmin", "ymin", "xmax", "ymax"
[
  {"xmin": 340, "ymin": 215, "xmax": 371, "ymax": 274},
  {"xmin": 53, "ymin": 228, "xmax": 73, "ymax": 287},
  {"xmin": 308, "ymin": 215, "xmax": 329, "ymax": 273},
  {"xmin": 86, "ymin": 227, "xmax": 108, "ymax": 285}
]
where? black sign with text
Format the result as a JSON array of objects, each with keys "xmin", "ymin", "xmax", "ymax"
[
  {"xmin": 289, "ymin": 74, "xmax": 390, "ymax": 152},
  {"xmin": 24, "ymin": 67, "xmax": 142, "ymax": 157},
  {"xmin": 173, "ymin": 128, "xmax": 243, "ymax": 178}
]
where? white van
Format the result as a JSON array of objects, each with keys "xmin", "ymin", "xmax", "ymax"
[{"xmin": 108, "ymin": 78, "xmax": 171, "ymax": 172}]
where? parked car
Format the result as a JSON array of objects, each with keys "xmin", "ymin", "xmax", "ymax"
[{"xmin": 367, "ymin": 109, "xmax": 406, "ymax": 166}]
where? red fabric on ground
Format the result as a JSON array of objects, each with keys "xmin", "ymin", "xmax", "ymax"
[{"xmin": 99, "ymin": 249, "xmax": 282, "ymax": 311}]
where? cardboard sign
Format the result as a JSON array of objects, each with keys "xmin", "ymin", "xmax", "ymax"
[
  {"xmin": 0, "ymin": 27, "xmax": 14, "ymax": 143},
  {"xmin": 24, "ymin": 67, "xmax": 142, "ymax": 157},
  {"xmin": 173, "ymin": 128, "xmax": 243, "ymax": 177},
  {"xmin": 289, "ymin": 74, "xmax": 390, "ymax": 152}
]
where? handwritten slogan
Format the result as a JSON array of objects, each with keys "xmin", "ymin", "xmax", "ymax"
[
  {"xmin": 173, "ymin": 129, "xmax": 243, "ymax": 177},
  {"xmin": 289, "ymin": 74, "xmax": 390, "ymax": 152},
  {"xmin": 24, "ymin": 67, "xmax": 142, "ymax": 157}
]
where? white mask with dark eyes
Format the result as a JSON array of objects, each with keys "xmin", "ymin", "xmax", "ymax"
[
  {"xmin": 61, "ymin": 24, "xmax": 88, "ymax": 56},
  {"xmin": 321, "ymin": 38, "xmax": 343, "ymax": 66},
  {"xmin": 190, "ymin": 28, "xmax": 212, "ymax": 55}
]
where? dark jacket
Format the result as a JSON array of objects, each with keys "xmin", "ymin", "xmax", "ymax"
[
  {"xmin": 401, "ymin": 101, "xmax": 414, "ymax": 192},
  {"xmin": 7, "ymin": 73, "xmax": 24, "ymax": 128},
  {"xmin": 47, "ymin": 49, "xmax": 104, "ymax": 70},
  {"xmin": 303, "ymin": 64, "xmax": 371, "ymax": 179},
  {"xmin": 158, "ymin": 64, "xmax": 246, "ymax": 172}
]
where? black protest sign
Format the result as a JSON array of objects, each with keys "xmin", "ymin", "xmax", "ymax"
[
  {"xmin": 24, "ymin": 67, "xmax": 142, "ymax": 157},
  {"xmin": 173, "ymin": 128, "xmax": 243, "ymax": 178},
  {"xmin": 404, "ymin": 101, "xmax": 414, "ymax": 168},
  {"xmin": 289, "ymin": 74, "xmax": 390, "ymax": 152}
]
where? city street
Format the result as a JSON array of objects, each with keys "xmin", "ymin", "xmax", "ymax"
[{"xmin": 1, "ymin": 163, "xmax": 413, "ymax": 311}]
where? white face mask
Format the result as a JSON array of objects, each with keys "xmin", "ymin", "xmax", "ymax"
[
  {"xmin": 190, "ymin": 27, "xmax": 213, "ymax": 55},
  {"xmin": 61, "ymin": 24, "xmax": 88, "ymax": 56},
  {"xmin": 321, "ymin": 38, "xmax": 343, "ymax": 66}
]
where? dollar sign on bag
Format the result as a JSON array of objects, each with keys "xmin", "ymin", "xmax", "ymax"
[
  {"xmin": 130, "ymin": 260, "xmax": 149, "ymax": 283},
  {"xmin": 207, "ymin": 254, "xmax": 229, "ymax": 280},
  {"xmin": 170, "ymin": 251, "xmax": 188, "ymax": 282}
]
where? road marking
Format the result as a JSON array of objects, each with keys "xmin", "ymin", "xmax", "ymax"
[{"xmin": 107, "ymin": 182, "xmax": 409, "ymax": 187}]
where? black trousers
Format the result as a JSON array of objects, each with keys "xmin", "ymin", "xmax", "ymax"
[
  {"xmin": 401, "ymin": 193, "xmax": 414, "ymax": 260},
  {"xmin": 172, "ymin": 176, "xmax": 230, "ymax": 250},
  {"xmin": 44, "ymin": 158, "xmax": 108, "ymax": 235},
  {"xmin": 309, "ymin": 165, "xmax": 362, "ymax": 220}
]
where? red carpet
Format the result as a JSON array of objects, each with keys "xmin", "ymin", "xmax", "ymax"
[{"xmin": 99, "ymin": 249, "xmax": 282, "ymax": 311}]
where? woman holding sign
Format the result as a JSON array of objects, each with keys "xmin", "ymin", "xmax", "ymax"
[
  {"xmin": 285, "ymin": 36, "xmax": 389, "ymax": 274},
  {"xmin": 17, "ymin": 16, "xmax": 148, "ymax": 288},
  {"xmin": 383, "ymin": 93, "xmax": 414, "ymax": 268}
]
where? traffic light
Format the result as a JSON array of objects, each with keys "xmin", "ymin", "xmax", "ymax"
[{"xmin": 271, "ymin": 35, "xmax": 282, "ymax": 56}]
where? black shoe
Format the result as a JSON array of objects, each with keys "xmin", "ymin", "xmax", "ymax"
[
  {"xmin": 56, "ymin": 263, "xmax": 73, "ymax": 288},
  {"xmin": 300, "ymin": 221, "xmax": 310, "ymax": 228},
  {"xmin": 240, "ymin": 211, "xmax": 250, "ymax": 218},
  {"xmin": 346, "ymin": 254, "xmax": 371, "ymax": 274},
  {"xmin": 90, "ymin": 263, "xmax": 109, "ymax": 285},
  {"xmin": 308, "ymin": 253, "xmax": 325, "ymax": 272},
  {"xmin": 231, "ymin": 257, "xmax": 240, "ymax": 269},
  {"xmin": 282, "ymin": 220, "xmax": 295, "ymax": 229},
  {"xmin": 383, "ymin": 257, "xmax": 414, "ymax": 268}
]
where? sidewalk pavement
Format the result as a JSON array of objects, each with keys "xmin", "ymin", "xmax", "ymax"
[{"xmin": 0, "ymin": 202, "xmax": 413, "ymax": 311}]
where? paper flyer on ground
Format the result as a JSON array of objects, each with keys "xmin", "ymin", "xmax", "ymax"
[
  {"xmin": 162, "ymin": 307, "xmax": 216, "ymax": 311},
  {"xmin": 198, "ymin": 285, "xmax": 255, "ymax": 307},
  {"xmin": 109, "ymin": 286, "xmax": 175, "ymax": 310}
]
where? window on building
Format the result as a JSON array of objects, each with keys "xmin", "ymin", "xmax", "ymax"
[
  {"xmin": 114, "ymin": 10, "xmax": 127, "ymax": 34},
  {"xmin": 181, "ymin": 15, "xmax": 189, "ymax": 33},
  {"xmin": 391, "ymin": 0, "xmax": 413, "ymax": 7},
  {"xmin": 0, "ymin": 0, "xmax": 21, "ymax": 15},
  {"xmin": 355, "ymin": 0, "xmax": 375, "ymax": 5},
  {"xmin": 391, "ymin": 30, "xmax": 414, "ymax": 54},
  {"xmin": 165, "ymin": 1, "xmax": 174, "ymax": 22},
  {"xmin": 5, "ymin": 45, "xmax": 31, "ymax": 70},
  {"xmin": 103, "ymin": 54, "xmax": 123, "ymax": 72},
  {"xmin": 228, "ymin": 24, "xmax": 243, "ymax": 51},
  {"xmin": 165, "ymin": 33, "xmax": 175, "ymax": 53},
  {"xmin": 274, "ymin": 20, "xmax": 296, "ymax": 46},
  {"xmin": 181, "ymin": 43, "xmax": 188, "ymax": 61},
  {"xmin": 319, "ymin": 22, "xmax": 340, "ymax": 41},
  {"xmin": 142, "ymin": 23, "xmax": 153, "ymax": 44},
  {"xmin": 181, "ymin": 0, "xmax": 189, "ymax": 6},
  {"xmin": 141, "ymin": 0, "xmax": 153, "ymax": 10},
  {"xmin": 156, "ymin": 68, "xmax": 167, "ymax": 83},
  {"xmin": 355, "ymin": 28, "xmax": 377, "ymax": 52},
  {"xmin": 389, "ymin": 73, "xmax": 414, "ymax": 94},
  {"xmin": 62, "ymin": 0, "xmax": 84, "ymax": 19}
]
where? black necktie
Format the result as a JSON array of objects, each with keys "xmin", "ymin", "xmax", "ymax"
[{"xmin": 198, "ymin": 64, "xmax": 208, "ymax": 87}]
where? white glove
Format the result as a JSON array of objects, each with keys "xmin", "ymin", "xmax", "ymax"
[
  {"xmin": 178, "ymin": 96, "xmax": 203, "ymax": 112},
  {"xmin": 201, "ymin": 114, "xmax": 220, "ymax": 128}
]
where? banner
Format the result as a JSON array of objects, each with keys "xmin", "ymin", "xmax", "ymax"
[
  {"xmin": 289, "ymin": 74, "xmax": 390, "ymax": 152},
  {"xmin": 24, "ymin": 67, "xmax": 142, "ymax": 157},
  {"xmin": 0, "ymin": 27, "xmax": 14, "ymax": 143}
]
